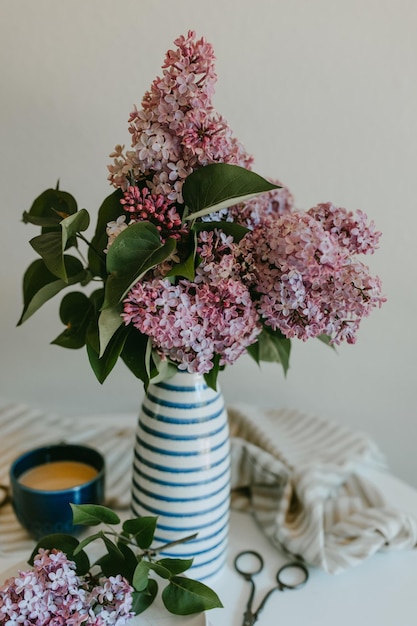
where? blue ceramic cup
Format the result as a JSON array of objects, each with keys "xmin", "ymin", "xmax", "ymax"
[{"xmin": 9, "ymin": 443, "xmax": 105, "ymax": 539}]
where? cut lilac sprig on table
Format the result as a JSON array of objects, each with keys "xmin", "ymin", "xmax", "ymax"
[{"xmin": 0, "ymin": 504, "xmax": 222, "ymax": 624}]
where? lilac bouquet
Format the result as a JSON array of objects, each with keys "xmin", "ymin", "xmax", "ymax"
[{"xmin": 19, "ymin": 31, "xmax": 385, "ymax": 389}]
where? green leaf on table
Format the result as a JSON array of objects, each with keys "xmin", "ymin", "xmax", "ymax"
[
  {"xmin": 122, "ymin": 516, "xmax": 157, "ymax": 549},
  {"xmin": 157, "ymin": 558, "xmax": 194, "ymax": 576},
  {"xmin": 18, "ymin": 256, "xmax": 86, "ymax": 324},
  {"xmin": 182, "ymin": 163, "xmax": 279, "ymax": 221},
  {"xmin": 131, "ymin": 579, "xmax": 158, "ymax": 614},
  {"xmin": 29, "ymin": 533, "xmax": 90, "ymax": 576},
  {"xmin": 70, "ymin": 503, "xmax": 120, "ymax": 526},
  {"xmin": 145, "ymin": 560, "xmax": 173, "ymax": 580},
  {"xmin": 116, "ymin": 542, "xmax": 140, "ymax": 582},
  {"xmin": 95, "ymin": 547, "xmax": 131, "ymax": 579},
  {"xmin": 73, "ymin": 532, "xmax": 104, "ymax": 554},
  {"xmin": 103, "ymin": 222, "xmax": 176, "ymax": 307},
  {"xmin": 132, "ymin": 560, "xmax": 151, "ymax": 592},
  {"xmin": 162, "ymin": 576, "xmax": 223, "ymax": 615},
  {"xmin": 51, "ymin": 291, "xmax": 93, "ymax": 349}
]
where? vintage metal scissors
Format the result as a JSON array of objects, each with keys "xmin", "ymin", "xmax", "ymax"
[{"xmin": 234, "ymin": 550, "xmax": 309, "ymax": 626}]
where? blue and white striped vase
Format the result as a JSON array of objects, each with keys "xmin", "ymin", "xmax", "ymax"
[{"xmin": 131, "ymin": 370, "xmax": 231, "ymax": 580}]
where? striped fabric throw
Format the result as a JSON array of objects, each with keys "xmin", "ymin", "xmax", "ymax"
[{"xmin": 228, "ymin": 404, "xmax": 417, "ymax": 573}]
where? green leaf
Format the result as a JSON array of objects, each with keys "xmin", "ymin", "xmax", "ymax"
[
  {"xmin": 122, "ymin": 516, "xmax": 157, "ymax": 549},
  {"xmin": 88, "ymin": 189, "xmax": 124, "ymax": 278},
  {"xmin": 29, "ymin": 209, "xmax": 90, "ymax": 281},
  {"xmin": 131, "ymin": 579, "xmax": 158, "ymax": 614},
  {"xmin": 246, "ymin": 340, "xmax": 260, "ymax": 364},
  {"xmin": 23, "ymin": 187, "xmax": 78, "ymax": 229},
  {"xmin": 98, "ymin": 305, "xmax": 124, "ymax": 357},
  {"xmin": 120, "ymin": 327, "xmax": 150, "ymax": 383},
  {"xmin": 148, "ymin": 353, "xmax": 178, "ymax": 385},
  {"xmin": 18, "ymin": 257, "xmax": 86, "ymax": 325},
  {"xmin": 51, "ymin": 291, "xmax": 93, "ymax": 349},
  {"xmin": 73, "ymin": 532, "xmax": 104, "ymax": 554},
  {"xmin": 157, "ymin": 558, "xmax": 194, "ymax": 576},
  {"xmin": 133, "ymin": 558, "xmax": 172, "ymax": 583},
  {"xmin": 132, "ymin": 560, "xmax": 151, "ymax": 592},
  {"xmin": 146, "ymin": 560, "xmax": 172, "ymax": 580},
  {"xmin": 86, "ymin": 323, "xmax": 129, "ymax": 383},
  {"xmin": 70, "ymin": 503, "xmax": 120, "ymax": 526},
  {"xmin": 191, "ymin": 220, "xmax": 249, "ymax": 242},
  {"xmin": 165, "ymin": 250, "xmax": 196, "ymax": 281},
  {"xmin": 248, "ymin": 328, "xmax": 291, "ymax": 375},
  {"xmin": 162, "ymin": 576, "xmax": 223, "ymax": 615},
  {"xmin": 30, "ymin": 231, "xmax": 67, "ymax": 280},
  {"xmin": 204, "ymin": 354, "xmax": 221, "ymax": 391},
  {"xmin": 317, "ymin": 334, "xmax": 336, "ymax": 349},
  {"xmin": 103, "ymin": 222, "xmax": 176, "ymax": 307},
  {"xmin": 98, "ymin": 533, "xmax": 126, "ymax": 561},
  {"xmin": 95, "ymin": 544, "xmax": 130, "ymax": 578},
  {"xmin": 61, "ymin": 209, "xmax": 90, "ymax": 246},
  {"xmin": 116, "ymin": 542, "xmax": 139, "ymax": 583},
  {"xmin": 85, "ymin": 289, "xmax": 105, "ymax": 354},
  {"xmin": 182, "ymin": 163, "xmax": 279, "ymax": 221},
  {"xmin": 29, "ymin": 533, "xmax": 90, "ymax": 575}
]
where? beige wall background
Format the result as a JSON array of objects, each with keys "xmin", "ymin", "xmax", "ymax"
[{"xmin": 1, "ymin": 1, "xmax": 416, "ymax": 484}]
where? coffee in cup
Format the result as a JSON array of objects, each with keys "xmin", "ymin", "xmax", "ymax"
[{"xmin": 9, "ymin": 443, "xmax": 105, "ymax": 539}]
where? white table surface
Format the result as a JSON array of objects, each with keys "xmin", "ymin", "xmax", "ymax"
[
  {"xmin": 208, "ymin": 468, "xmax": 417, "ymax": 626},
  {"xmin": 1, "ymin": 407, "xmax": 417, "ymax": 625},
  {"xmin": 1, "ymin": 469, "xmax": 417, "ymax": 626}
]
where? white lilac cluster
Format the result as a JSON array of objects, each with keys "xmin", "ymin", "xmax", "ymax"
[
  {"xmin": 0, "ymin": 549, "xmax": 134, "ymax": 626},
  {"xmin": 107, "ymin": 31, "xmax": 385, "ymax": 375}
]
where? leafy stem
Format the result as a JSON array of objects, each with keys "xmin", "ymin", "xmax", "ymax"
[
  {"xmin": 29, "ymin": 504, "xmax": 222, "ymax": 617},
  {"xmin": 76, "ymin": 231, "xmax": 106, "ymax": 273}
]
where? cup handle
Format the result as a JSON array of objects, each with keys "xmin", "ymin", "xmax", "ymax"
[{"xmin": 0, "ymin": 484, "xmax": 10, "ymax": 508}]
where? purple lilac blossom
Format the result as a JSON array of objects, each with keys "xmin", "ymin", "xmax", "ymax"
[
  {"xmin": 236, "ymin": 211, "xmax": 385, "ymax": 344},
  {"xmin": 0, "ymin": 549, "xmax": 134, "ymax": 625}
]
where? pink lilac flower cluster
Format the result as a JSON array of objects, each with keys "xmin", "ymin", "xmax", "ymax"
[
  {"xmin": 106, "ymin": 31, "xmax": 385, "ymax": 374},
  {"xmin": 123, "ymin": 229, "xmax": 260, "ymax": 374},
  {"xmin": 236, "ymin": 206, "xmax": 384, "ymax": 344},
  {"xmin": 0, "ymin": 549, "xmax": 134, "ymax": 626},
  {"xmin": 107, "ymin": 30, "xmax": 252, "ymax": 202},
  {"xmin": 120, "ymin": 186, "xmax": 187, "ymax": 243}
]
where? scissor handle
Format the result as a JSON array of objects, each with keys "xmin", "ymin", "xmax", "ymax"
[
  {"xmin": 276, "ymin": 561, "xmax": 309, "ymax": 590},
  {"xmin": 234, "ymin": 550, "xmax": 264, "ymax": 578}
]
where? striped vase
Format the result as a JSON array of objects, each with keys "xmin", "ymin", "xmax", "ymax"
[{"xmin": 131, "ymin": 371, "xmax": 231, "ymax": 580}]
